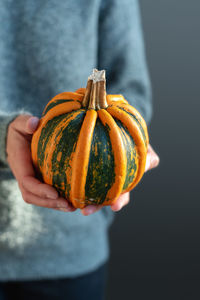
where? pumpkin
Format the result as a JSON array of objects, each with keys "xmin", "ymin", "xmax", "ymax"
[{"xmin": 31, "ymin": 69, "xmax": 149, "ymax": 209}]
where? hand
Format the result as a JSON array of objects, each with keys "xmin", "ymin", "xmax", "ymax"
[
  {"xmin": 81, "ymin": 144, "xmax": 160, "ymax": 216},
  {"xmin": 6, "ymin": 114, "xmax": 76, "ymax": 212},
  {"xmin": 144, "ymin": 144, "xmax": 160, "ymax": 173}
]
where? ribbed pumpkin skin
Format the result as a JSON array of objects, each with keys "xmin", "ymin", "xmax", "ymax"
[{"xmin": 31, "ymin": 88, "xmax": 149, "ymax": 208}]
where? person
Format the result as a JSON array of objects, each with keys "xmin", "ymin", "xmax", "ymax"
[{"xmin": 0, "ymin": 0, "xmax": 159, "ymax": 299}]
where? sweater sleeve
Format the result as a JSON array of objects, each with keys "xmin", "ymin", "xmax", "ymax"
[
  {"xmin": 0, "ymin": 113, "xmax": 19, "ymax": 168},
  {"xmin": 98, "ymin": 0, "xmax": 152, "ymax": 124},
  {"xmin": 0, "ymin": 110, "xmax": 31, "ymax": 169}
]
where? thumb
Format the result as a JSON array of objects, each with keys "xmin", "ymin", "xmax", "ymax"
[
  {"xmin": 10, "ymin": 115, "xmax": 40, "ymax": 135},
  {"xmin": 26, "ymin": 116, "xmax": 40, "ymax": 134},
  {"xmin": 145, "ymin": 144, "xmax": 160, "ymax": 172}
]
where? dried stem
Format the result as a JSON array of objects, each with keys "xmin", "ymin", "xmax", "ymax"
[
  {"xmin": 82, "ymin": 79, "xmax": 93, "ymax": 107},
  {"xmin": 88, "ymin": 81, "xmax": 97, "ymax": 109},
  {"xmin": 82, "ymin": 69, "xmax": 108, "ymax": 110}
]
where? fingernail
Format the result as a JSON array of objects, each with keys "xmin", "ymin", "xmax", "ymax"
[
  {"xmin": 30, "ymin": 117, "xmax": 39, "ymax": 130},
  {"xmin": 59, "ymin": 208, "xmax": 69, "ymax": 212},
  {"xmin": 46, "ymin": 193, "xmax": 58, "ymax": 199},
  {"xmin": 112, "ymin": 204, "xmax": 121, "ymax": 212},
  {"xmin": 83, "ymin": 206, "xmax": 96, "ymax": 216},
  {"xmin": 57, "ymin": 202, "xmax": 69, "ymax": 209}
]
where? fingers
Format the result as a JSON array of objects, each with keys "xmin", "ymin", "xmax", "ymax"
[
  {"xmin": 7, "ymin": 115, "xmax": 76, "ymax": 212},
  {"xmin": 21, "ymin": 175, "xmax": 58, "ymax": 199},
  {"xmin": 20, "ymin": 175, "xmax": 76, "ymax": 211},
  {"xmin": 20, "ymin": 185, "xmax": 76, "ymax": 212},
  {"xmin": 81, "ymin": 204, "xmax": 103, "ymax": 216},
  {"xmin": 26, "ymin": 117, "xmax": 40, "ymax": 134},
  {"xmin": 10, "ymin": 114, "xmax": 39, "ymax": 135},
  {"xmin": 7, "ymin": 137, "xmax": 35, "ymax": 179},
  {"xmin": 145, "ymin": 144, "xmax": 160, "ymax": 172},
  {"xmin": 81, "ymin": 192, "xmax": 130, "ymax": 215},
  {"xmin": 110, "ymin": 192, "xmax": 130, "ymax": 212}
]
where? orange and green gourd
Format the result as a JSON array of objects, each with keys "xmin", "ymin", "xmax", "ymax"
[{"xmin": 31, "ymin": 69, "xmax": 149, "ymax": 209}]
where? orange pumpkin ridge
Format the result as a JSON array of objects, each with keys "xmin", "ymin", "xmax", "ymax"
[
  {"xmin": 115, "ymin": 102, "xmax": 149, "ymax": 146},
  {"xmin": 31, "ymin": 101, "xmax": 81, "ymax": 173},
  {"xmin": 43, "ymin": 92, "xmax": 83, "ymax": 115},
  {"xmin": 41, "ymin": 110, "xmax": 83, "ymax": 186},
  {"xmin": 70, "ymin": 109, "xmax": 98, "ymax": 208},
  {"xmin": 106, "ymin": 106, "xmax": 147, "ymax": 191},
  {"xmin": 98, "ymin": 109, "xmax": 127, "ymax": 204}
]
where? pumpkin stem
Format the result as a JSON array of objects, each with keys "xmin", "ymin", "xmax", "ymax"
[
  {"xmin": 82, "ymin": 79, "xmax": 93, "ymax": 107},
  {"xmin": 82, "ymin": 69, "xmax": 108, "ymax": 110}
]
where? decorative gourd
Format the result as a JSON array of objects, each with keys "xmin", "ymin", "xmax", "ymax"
[{"xmin": 31, "ymin": 69, "xmax": 149, "ymax": 209}]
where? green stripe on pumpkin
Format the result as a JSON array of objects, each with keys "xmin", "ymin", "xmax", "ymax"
[
  {"xmin": 37, "ymin": 110, "xmax": 85, "ymax": 198},
  {"xmin": 85, "ymin": 119, "xmax": 115, "ymax": 205},
  {"xmin": 117, "ymin": 106, "xmax": 147, "ymax": 147},
  {"xmin": 50, "ymin": 110, "xmax": 85, "ymax": 198},
  {"xmin": 37, "ymin": 113, "xmax": 69, "ymax": 170},
  {"xmin": 115, "ymin": 119, "xmax": 138, "ymax": 191},
  {"xmin": 43, "ymin": 99, "xmax": 77, "ymax": 116}
]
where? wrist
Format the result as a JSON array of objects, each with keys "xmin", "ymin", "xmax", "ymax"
[{"xmin": 0, "ymin": 113, "xmax": 21, "ymax": 167}]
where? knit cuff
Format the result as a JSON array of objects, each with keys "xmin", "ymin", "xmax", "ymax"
[
  {"xmin": 0, "ymin": 111, "xmax": 32, "ymax": 168},
  {"xmin": 0, "ymin": 113, "xmax": 20, "ymax": 167}
]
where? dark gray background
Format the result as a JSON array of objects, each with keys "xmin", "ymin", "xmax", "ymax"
[{"xmin": 106, "ymin": 0, "xmax": 200, "ymax": 299}]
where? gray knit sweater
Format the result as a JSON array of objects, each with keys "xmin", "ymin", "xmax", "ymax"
[{"xmin": 0, "ymin": 0, "xmax": 152, "ymax": 281}]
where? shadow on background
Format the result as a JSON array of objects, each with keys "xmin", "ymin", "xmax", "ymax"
[{"xmin": 106, "ymin": 0, "xmax": 200, "ymax": 299}]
